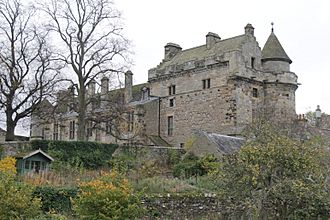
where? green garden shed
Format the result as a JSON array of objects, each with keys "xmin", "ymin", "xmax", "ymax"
[{"xmin": 16, "ymin": 149, "xmax": 54, "ymax": 175}]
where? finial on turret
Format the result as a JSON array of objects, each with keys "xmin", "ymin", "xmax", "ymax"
[{"xmin": 271, "ymin": 22, "xmax": 274, "ymax": 33}]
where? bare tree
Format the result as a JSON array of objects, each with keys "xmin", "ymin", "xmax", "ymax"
[
  {"xmin": 0, "ymin": 0, "xmax": 61, "ymax": 141},
  {"xmin": 42, "ymin": 0, "xmax": 130, "ymax": 140}
]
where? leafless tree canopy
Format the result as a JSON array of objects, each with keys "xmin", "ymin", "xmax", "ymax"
[
  {"xmin": 0, "ymin": 0, "xmax": 61, "ymax": 141},
  {"xmin": 42, "ymin": 0, "xmax": 131, "ymax": 140}
]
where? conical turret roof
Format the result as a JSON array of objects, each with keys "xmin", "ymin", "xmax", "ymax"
[{"xmin": 262, "ymin": 32, "xmax": 292, "ymax": 64}]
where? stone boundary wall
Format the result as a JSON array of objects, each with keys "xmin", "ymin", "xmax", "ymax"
[
  {"xmin": 0, "ymin": 141, "xmax": 31, "ymax": 158},
  {"xmin": 142, "ymin": 195, "xmax": 244, "ymax": 220}
]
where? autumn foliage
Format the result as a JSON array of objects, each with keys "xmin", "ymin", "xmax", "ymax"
[
  {"xmin": 0, "ymin": 157, "xmax": 41, "ymax": 219},
  {"xmin": 0, "ymin": 156, "xmax": 17, "ymax": 175},
  {"xmin": 73, "ymin": 171, "xmax": 144, "ymax": 219}
]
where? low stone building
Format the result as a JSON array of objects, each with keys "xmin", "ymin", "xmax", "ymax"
[{"xmin": 30, "ymin": 24, "xmax": 327, "ymax": 148}]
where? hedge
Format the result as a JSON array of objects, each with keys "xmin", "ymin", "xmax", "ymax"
[{"xmin": 30, "ymin": 140, "xmax": 118, "ymax": 168}]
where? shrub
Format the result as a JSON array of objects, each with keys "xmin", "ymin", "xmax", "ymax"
[
  {"xmin": 0, "ymin": 156, "xmax": 17, "ymax": 175},
  {"xmin": 221, "ymin": 131, "xmax": 330, "ymax": 218},
  {"xmin": 72, "ymin": 171, "xmax": 144, "ymax": 219},
  {"xmin": 33, "ymin": 186, "xmax": 77, "ymax": 214},
  {"xmin": 0, "ymin": 157, "xmax": 41, "ymax": 219},
  {"xmin": 173, "ymin": 153, "xmax": 218, "ymax": 179}
]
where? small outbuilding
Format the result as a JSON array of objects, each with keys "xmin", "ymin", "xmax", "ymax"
[
  {"xmin": 188, "ymin": 130, "xmax": 245, "ymax": 159},
  {"xmin": 16, "ymin": 149, "xmax": 54, "ymax": 175}
]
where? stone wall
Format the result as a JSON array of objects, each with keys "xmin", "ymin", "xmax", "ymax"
[
  {"xmin": 0, "ymin": 141, "xmax": 31, "ymax": 157},
  {"xmin": 159, "ymin": 84, "xmax": 237, "ymax": 147},
  {"xmin": 143, "ymin": 194, "xmax": 246, "ymax": 219}
]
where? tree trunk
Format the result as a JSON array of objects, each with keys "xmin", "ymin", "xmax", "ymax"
[
  {"xmin": 5, "ymin": 114, "xmax": 16, "ymax": 141},
  {"xmin": 77, "ymin": 86, "xmax": 86, "ymax": 141}
]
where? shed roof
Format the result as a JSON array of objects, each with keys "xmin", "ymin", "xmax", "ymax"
[{"xmin": 16, "ymin": 149, "xmax": 54, "ymax": 161}]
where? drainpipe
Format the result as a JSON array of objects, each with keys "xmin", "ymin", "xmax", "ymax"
[{"xmin": 158, "ymin": 97, "xmax": 161, "ymax": 137}]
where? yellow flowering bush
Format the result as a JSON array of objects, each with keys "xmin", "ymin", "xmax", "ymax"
[
  {"xmin": 0, "ymin": 156, "xmax": 17, "ymax": 175},
  {"xmin": 0, "ymin": 158, "xmax": 41, "ymax": 219},
  {"xmin": 73, "ymin": 171, "xmax": 144, "ymax": 219}
]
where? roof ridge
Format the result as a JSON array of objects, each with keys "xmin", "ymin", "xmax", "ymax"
[{"xmin": 178, "ymin": 34, "xmax": 246, "ymax": 54}]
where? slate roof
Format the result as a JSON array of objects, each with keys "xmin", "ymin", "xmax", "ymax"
[
  {"xmin": 131, "ymin": 83, "xmax": 149, "ymax": 102},
  {"xmin": 148, "ymin": 135, "xmax": 172, "ymax": 147},
  {"xmin": 261, "ymin": 32, "xmax": 292, "ymax": 64},
  {"xmin": 198, "ymin": 130, "xmax": 245, "ymax": 154},
  {"xmin": 158, "ymin": 35, "xmax": 246, "ymax": 69}
]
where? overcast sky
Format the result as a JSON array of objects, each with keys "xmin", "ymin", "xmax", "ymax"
[{"xmin": 116, "ymin": 0, "xmax": 330, "ymax": 114}]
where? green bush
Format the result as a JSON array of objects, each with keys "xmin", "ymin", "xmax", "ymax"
[
  {"xmin": 0, "ymin": 172, "xmax": 41, "ymax": 219},
  {"xmin": 173, "ymin": 153, "xmax": 218, "ymax": 179},
  {"xmin": 30, "ymin": 140, "xmax": 118, "ymax": 169},
  {"xmin": 73, "ymin": 171, "xmax": 144, "ymax": 219},
  {"xmin": 32, "ymin": 186, "xmax": 77, "ymax": 214}
]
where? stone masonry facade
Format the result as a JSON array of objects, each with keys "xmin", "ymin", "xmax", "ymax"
[{"xmin": 31, "ymin": 24, "xmax": 304, "ymax": 147}]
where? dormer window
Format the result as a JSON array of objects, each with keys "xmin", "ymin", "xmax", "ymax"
[{"xmin": 142, "ymin": 87, "xmax": 149, "ymax": 100}]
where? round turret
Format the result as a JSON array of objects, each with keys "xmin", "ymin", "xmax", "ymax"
[{"xmin": 261, "ymin": 28, "xmax": 292, "ymax": 72}]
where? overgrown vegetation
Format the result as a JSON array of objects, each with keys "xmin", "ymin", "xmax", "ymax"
[
  {"xmin": 30, "ymin": 140, "xmax": 118, "ymax": 169},
  {"xmin": 72, "ymin": 171, "xmax": 144, "ymax": 219},
  {"xmin": 220, "ymin": 127, "xmax": 330, "ymax": 219},
  {"xmin": 32, "ymin": 186, "xmax": 77, "ymax": 214},
  {"xmin": 0, "ymin": 157, "xmax": 42, "ymax": 219},
  {"xmin": 2, "ymin": 123, "xmax": 330, "ymax": 219}
]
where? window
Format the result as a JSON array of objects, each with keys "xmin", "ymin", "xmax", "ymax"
[
  {"xmin": 53, "ymin": 123, "xmax": 59, "ymax": 140},
  {"xmin": 168, "ymin": 85, "xmax": 176, "ymax": 96},
  {"xmin": 169, "ymin": 98, "xmax": 175, "ymax": 107},
  {"xmin": 168, "ymin": 116, "xmax": 173, "ymax": 136},
  {"xmin": 202, "ymin": 79, "xmax": 211, "ymax": 89},
  {"xmin": 106, "ymin": 123, "xmax": 112, "ymax": 134},
  {"xmin": 87, "ymin": 121, "xmax": 93, "ymax": 137},
  {"xmin": 127, "ymin": 111, "xmax": 134, "ymax": 132},
  {"xmin": 25, "ymin": 160, "xmax": 30, "ymax": 170},
  {"xmin": 69, "ymin": 121, "xmax": 75, "ymax": 139},
  {"xmin": 252, "ymin": 88, "xmax": 258, "ymax": 98},
  {"xmin": 251, "ymin": 57, "xmax": 255, "ymax": 69}
]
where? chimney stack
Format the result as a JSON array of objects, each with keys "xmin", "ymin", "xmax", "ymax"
[
  {"xmin": 87, "ymin": 80, "xmax": 96, "ymax": 96},
  {"xmin": 244, "ymin": 23, "xmax": 254, "ymax": 36},
  {"xmin": 164, "ymin": 43, "xmax": 182, "ymax": 61},
  {"xmin": 125, "ymin": 70, "xmax": 133, "ymax": 103},
  {"xmin": 101, "ymin": 76, "xmax": 109, "ymax": 95},
  {"xmin": 206, "ymin": 32, "xmax": 220, "ymax": 49}
]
